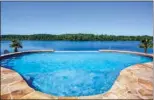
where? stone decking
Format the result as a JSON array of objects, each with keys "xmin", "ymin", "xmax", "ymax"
[{"xmin": 1, "ymin": 62, "xmax": 153, "ymax": 99}]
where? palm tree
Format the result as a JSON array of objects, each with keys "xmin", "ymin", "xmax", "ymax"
[
  {"xmin": 10, "ymin": 40, "xmax": 23, "ymax": 52},
  {"xmin": 139, "ymin": 39, "xmax": 153, "ymax": 53}
]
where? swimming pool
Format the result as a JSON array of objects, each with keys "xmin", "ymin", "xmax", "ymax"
[{"xmin": 0, "ymin": 51, "xmax": 152, "ymax": 96}]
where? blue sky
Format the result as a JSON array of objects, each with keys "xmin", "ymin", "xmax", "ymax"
[{"xmin": 1, "ymin": 1, "xmax": 153, "ymax": 36}]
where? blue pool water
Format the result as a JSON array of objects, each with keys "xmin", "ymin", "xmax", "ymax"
[{"xmin": 1, "ymin": 52, "xmax": 152, "ymax": 96}]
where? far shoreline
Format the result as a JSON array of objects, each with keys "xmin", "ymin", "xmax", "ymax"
[{"xmin": 1, "ymin": 34, "xmax": 152, "ymax": 41}]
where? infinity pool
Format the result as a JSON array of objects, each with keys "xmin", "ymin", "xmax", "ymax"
[{"xmin": 1, "ymin": 52, "xmax": 152, "ymax": 96}]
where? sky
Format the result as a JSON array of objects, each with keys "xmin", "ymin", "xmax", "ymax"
[{"xmin": 1, "ymin": 1, "xmax": 153, "ymax": 36}]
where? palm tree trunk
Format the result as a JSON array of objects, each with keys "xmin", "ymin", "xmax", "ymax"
[
  {"xmin": 144, "ymin": 48, "xmax": 147, "ymax": 53},
  {"xmin": 14, "ymin": 48, "xmax": 18, "ymax": 52}
]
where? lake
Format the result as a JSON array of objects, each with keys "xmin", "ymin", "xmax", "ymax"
[{"xmin": 1, "ymin": 41, "xmax": 153, "ymax": 54}]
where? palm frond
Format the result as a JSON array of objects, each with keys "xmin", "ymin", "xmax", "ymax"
[
  {"xmin": 10, "ymin": 40, "xmax": 23, "ymax": 49},
  {"xmin": 139, "ymin": 44, "xmax": 145, "ymax": 48}
]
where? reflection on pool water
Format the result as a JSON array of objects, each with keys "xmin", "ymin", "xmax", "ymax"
[{"xmin": 1, "ymin": 52, "xmax": 152, "ymax": 96}]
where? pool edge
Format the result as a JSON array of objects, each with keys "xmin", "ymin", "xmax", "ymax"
[{"xmin": 0, "ymin": 49, "xmax": 55, "ymax": 59}]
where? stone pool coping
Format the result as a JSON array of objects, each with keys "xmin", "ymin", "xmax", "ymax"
[
  {"xmin": 0, "ymin": 49, "xmax": 54, "ymax": 59},
  {"xmin": 1, "ymin": 50, "xmax": 153, "ymax": 99},
  {"xmin": 99, "ymin": 49, "xmax": 153, "ymax": 57}
]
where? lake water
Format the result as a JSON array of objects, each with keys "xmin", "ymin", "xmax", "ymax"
[{"xmin": 1, "ymin": 41, "xmax": 153, "ymax": 54}]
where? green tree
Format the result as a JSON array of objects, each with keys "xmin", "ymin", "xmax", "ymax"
[
  {"xmin": 1, "ymin": 34, "xmax": 153, "ymax": 41},
  {"xmin": 10, "ymin": 40, "xmax": 23, "ymax": 52},
  {"xmin": 139, "ymin": 39, "xmax": 153, "ymax": 53}
]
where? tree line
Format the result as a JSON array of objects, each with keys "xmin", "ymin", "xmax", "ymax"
[{"xmin": 1, "ymin": 34, "xmax": 153, "ymax": 41}]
